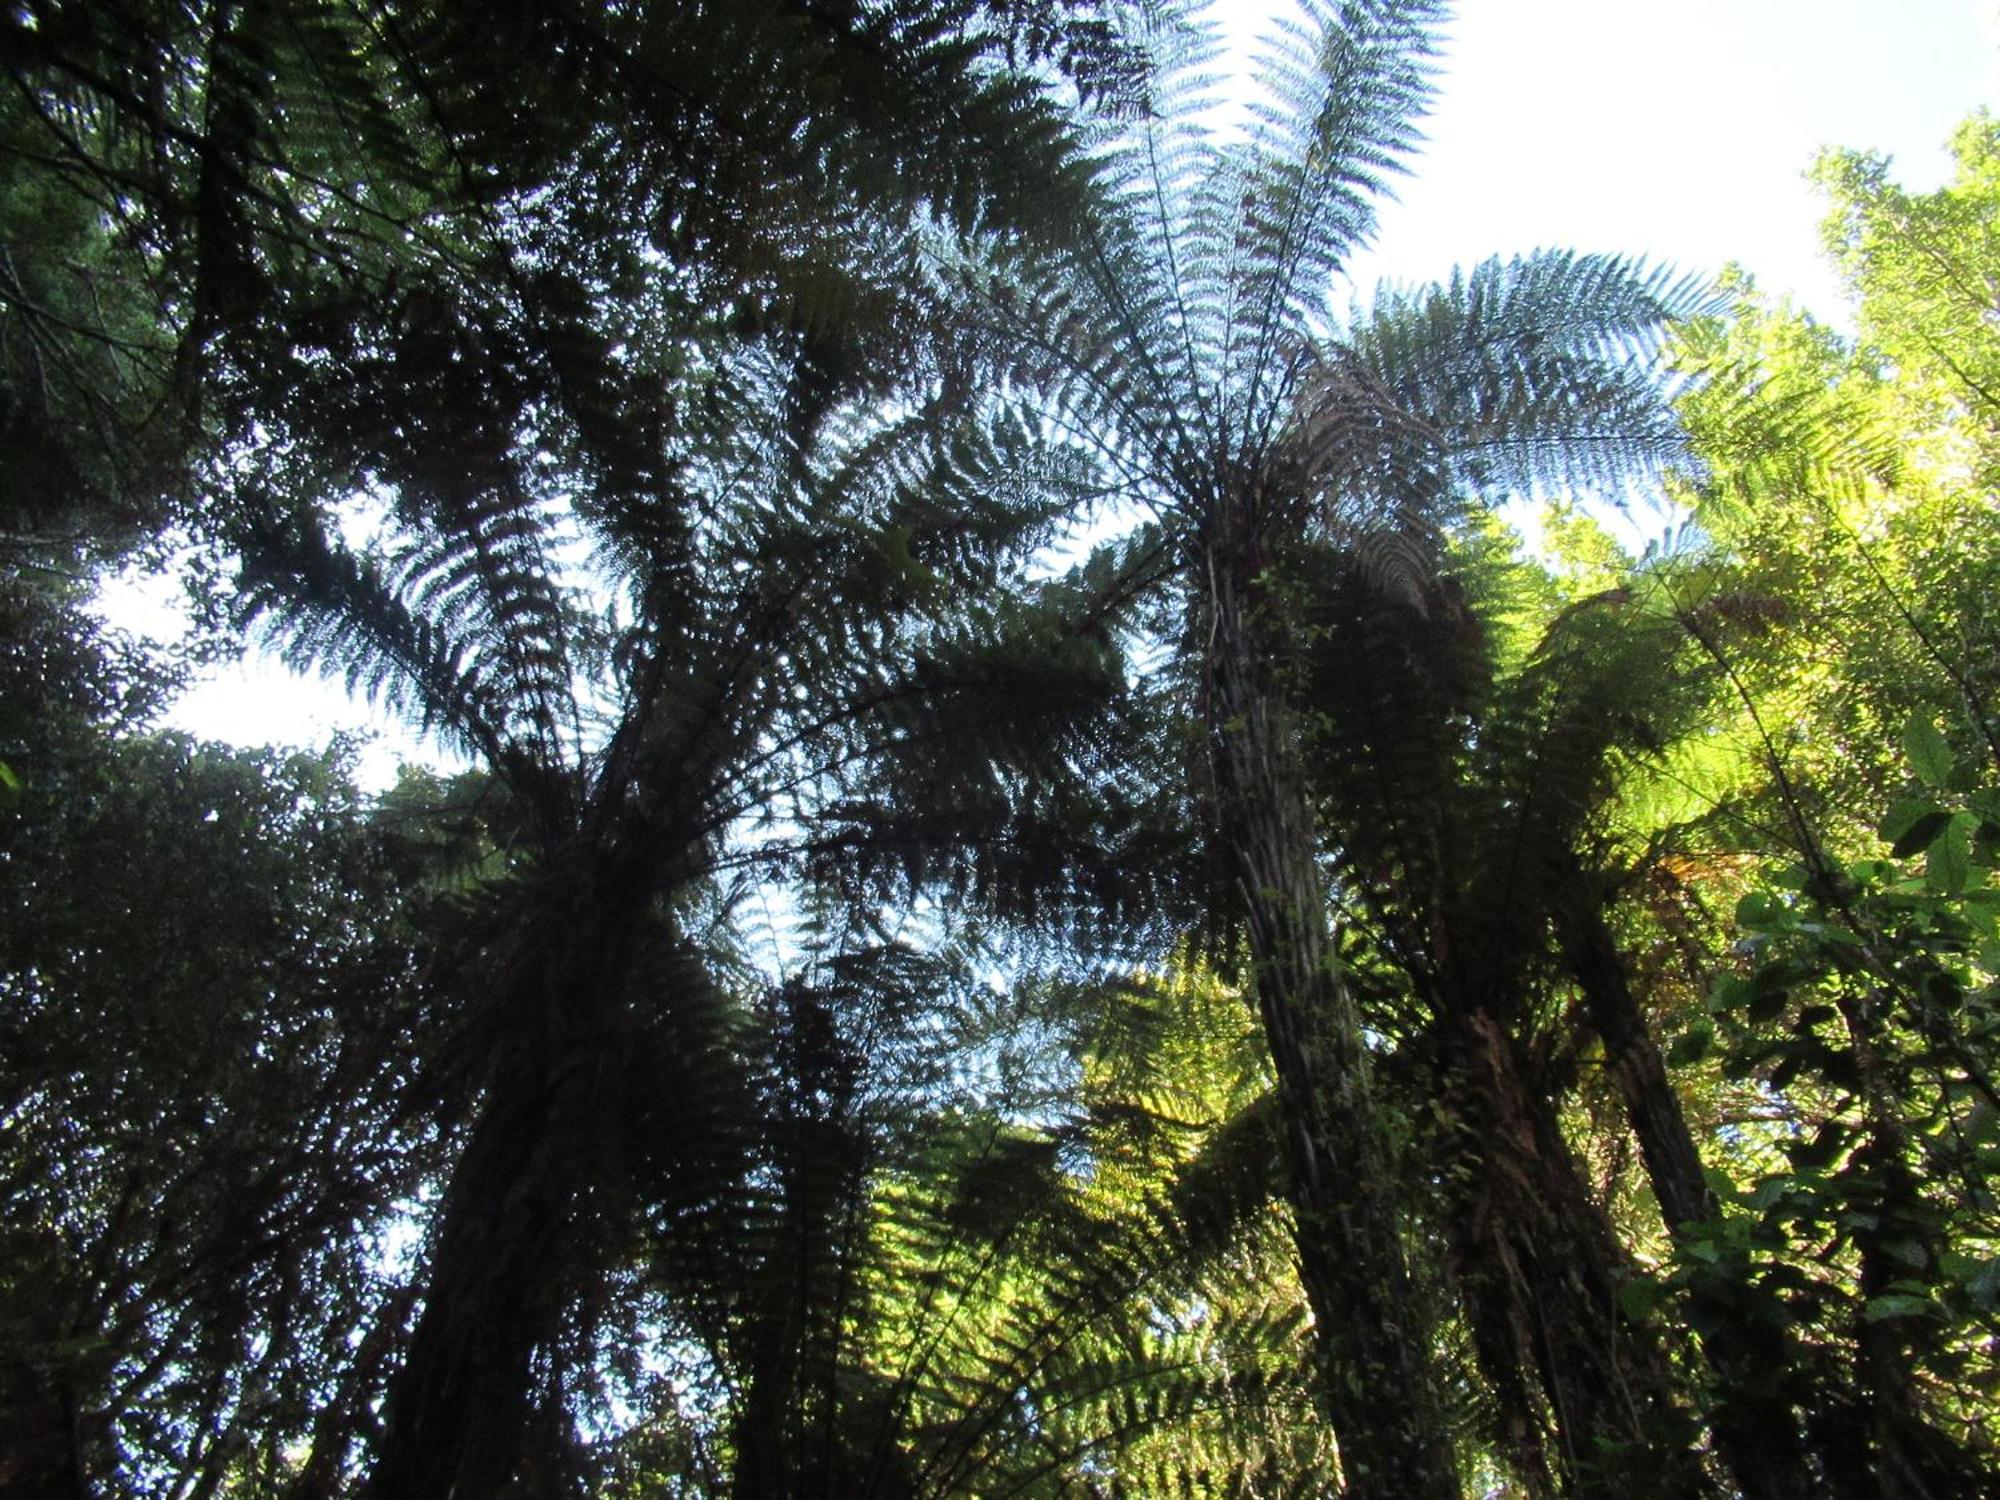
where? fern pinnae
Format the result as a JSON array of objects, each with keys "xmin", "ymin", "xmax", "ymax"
[
  {"xmin": 236, "ymin": 502, "xmax": 514, "ymax": 774},
  {"xmin": 1123, "ymin": 25, "xmax": 1228, "ymax": 457},
  {"xmin": 1231, "ymin": 0, "xmax": 1446, "ymax": 450},
  {"xmin": 980, "ymin": 239, "xmax": 1206, "ymax": 498},
  {"xmin": 860, "ymin": 1137, "xmax": 1050, "ymax": 1492}
]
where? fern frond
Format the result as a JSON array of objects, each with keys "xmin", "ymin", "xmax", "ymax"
[
  {"xmin": 1330, "ymin": 251, "xmax": 1715, "ymax": 507},
  {"xmin": 234, "ymin": 496, "xmax": 515, "ymax": 775},
  {"xmin": 1223, "ymin": 0, "xmax": 1447, "ymax": 436}
]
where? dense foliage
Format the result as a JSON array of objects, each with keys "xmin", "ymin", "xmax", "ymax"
[{"xmin": 4, "ymin": 1, "xmax": 1997, "ymax": 1494}]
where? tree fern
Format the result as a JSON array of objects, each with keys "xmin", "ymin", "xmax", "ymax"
[
  {"xmin": 961, "ymin": 2, "xmax": 1715, "ymax": 1485},
  {"xmin": 583, "ymin": 941, "xmax": 1328, "ymax": 1496}
]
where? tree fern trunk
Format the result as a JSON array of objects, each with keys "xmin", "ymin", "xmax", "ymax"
[
  {"xmin": 1559, "ymin": 902, "xmax": 1713, "ymax": 1229},
  {"xmin": 1201, "ymin": 528, "xmax": 1460, "ymax": 1499},
  {"xmin": 366, "ymin": 858, "xmax": 639, "ymax": 1497},
  {"xmin": 1430, "ymin": 1002, "xmax": 1708, "ymax": 1498},
  {"xmin": 1558, "ymin": 897, "xmax": 1822, "ymax": 1500}
]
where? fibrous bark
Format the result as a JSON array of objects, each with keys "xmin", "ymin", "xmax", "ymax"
[
  {"xmin": 1558, "ymin": 894, "xmax": 1821, "ymax": 1500},
  {"xmin": 1201, "ymin": 520, "xmax": 1461, "ymax": 1499},
  {"xmin": 1429, "ymin": 1000, "xmax": 1707, "ymax": 1498},
  {"xmin": 368, "ymin": 856, "xmax": 642, "ymax": 1496}
]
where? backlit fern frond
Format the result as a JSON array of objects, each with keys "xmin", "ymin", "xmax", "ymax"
[
  {"xmin": 234, "ymin": 496, "xmax": 516, "ymax": 778},
  {"xmin": 1220, "ymin": 0, "xmax": 1445, "ymax": 429},
  {"xmin": 1291, "ymin": 254, "xmax": 1712, "ymax": 540},
  {"xmin": 595, "ymin": 938, "xmax": 1324, "ymax": 1496},
  {"xmin": 1670, "ymin": 285, "xmax": 1909, "ymax": 526},
  {"xmin": 386, "ymin": 479, "xmax": 580, "ymax": 770},
  {"xmin": 784, "ymin": 576, "xmax": 1190, "ymax": 956},
  {"xmin": 1292, "ymin": 530, "xmax": 1714, "ymax": 1024}
]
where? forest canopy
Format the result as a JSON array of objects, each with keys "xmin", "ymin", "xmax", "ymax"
[{"xmin": 3, "ymin": 2, "xmax": 1998, "ymax": 1495}]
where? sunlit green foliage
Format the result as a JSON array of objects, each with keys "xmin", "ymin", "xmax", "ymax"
[{"xmin": 7, "ymin": 2, "xmax": 2000, "ymax": 1495}]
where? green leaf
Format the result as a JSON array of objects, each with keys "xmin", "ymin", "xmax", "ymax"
[
  {"xmin": 1903, "ymin": 713, "xmax": 1954, "ymax": 789},
  {"xmin": 1708, "ymin": 973, "xmax": 1751, "ymax": 1015},
  {"xmin": 1926, "ymin": 815, "xmax": 1972, "ymax": 895},
  {"xmin": 1918, "ymin": 968, "xmax": 1964, "ymax": 1011},
  {"xmin": 1748, "ymin": 1175, "xmax": 1795, "ymax": 1212},
  {"xmin": 1735, "ymin": 890, "xmax": 1786, "ymax": 931},
  {"xmin": 1748, "ymin": 987, "xmax": 1789, "ymax": 1025},
  {"xmin": 1881, "ymin": 1237, "xmax": 1931, "ymax": 1271},
  {"xmin": 1967, "ymin": 1258, "xmax": 2000, "ymax": 1312},
  {"xmin": 1881, "ymin": 795, "xmax": 1942, "ymax": 842},
  {"xmin": 1862, "ymin": 1293, "xmax": 1935, "ymax": 1322},
  {"xmin": 1614, "ymin": 1275, "xmax": 1665, "ymax": 1323},
  {"xmin": 1766, "ymin": 861, "xmax": 1811, "ymax": 892},
  {"xmin": 1667, "ymin": 1024, "xmax": 1713, "ymax": 1067},
  {"xmin": 1888, "ymin": 808, "xmax": 1953, "ymax": 859}
]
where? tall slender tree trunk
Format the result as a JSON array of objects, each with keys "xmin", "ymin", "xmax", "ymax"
[
  {"xmin": 1201, "ymin": 524, "xmax": 1461, "ymax": 1499},
  {"xmin": 1558, "ymin": 901, "xmax": 1713, "ymax": 1229},
  {"xmin": 367, "ymin": 854, "xmax": 641, "ymax": 1497},
  {"xmin": 1556, "ymin": 895, "xmax": 1822, "ymax": 1500},
  {"xmin": 1428, "ymin": 999, "xmax": 1708, "ymax": 1498}
]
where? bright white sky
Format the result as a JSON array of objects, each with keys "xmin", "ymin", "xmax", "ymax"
[
  {"xmin": 1303, "ymin": 0, "xmax": 2000, "ymax": 321},
  {"xmin": 114, "ymin": 1, "xmax": 2000, "ymax": 785}
]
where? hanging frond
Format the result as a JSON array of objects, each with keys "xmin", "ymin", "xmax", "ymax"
[
  {"xmin": 234, "ymin": 496, "xmax": 516, "ymax": 775},
  {"xmin": 1302, "ymin": 252, "xmax": 1716, "ymax": 527}
]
